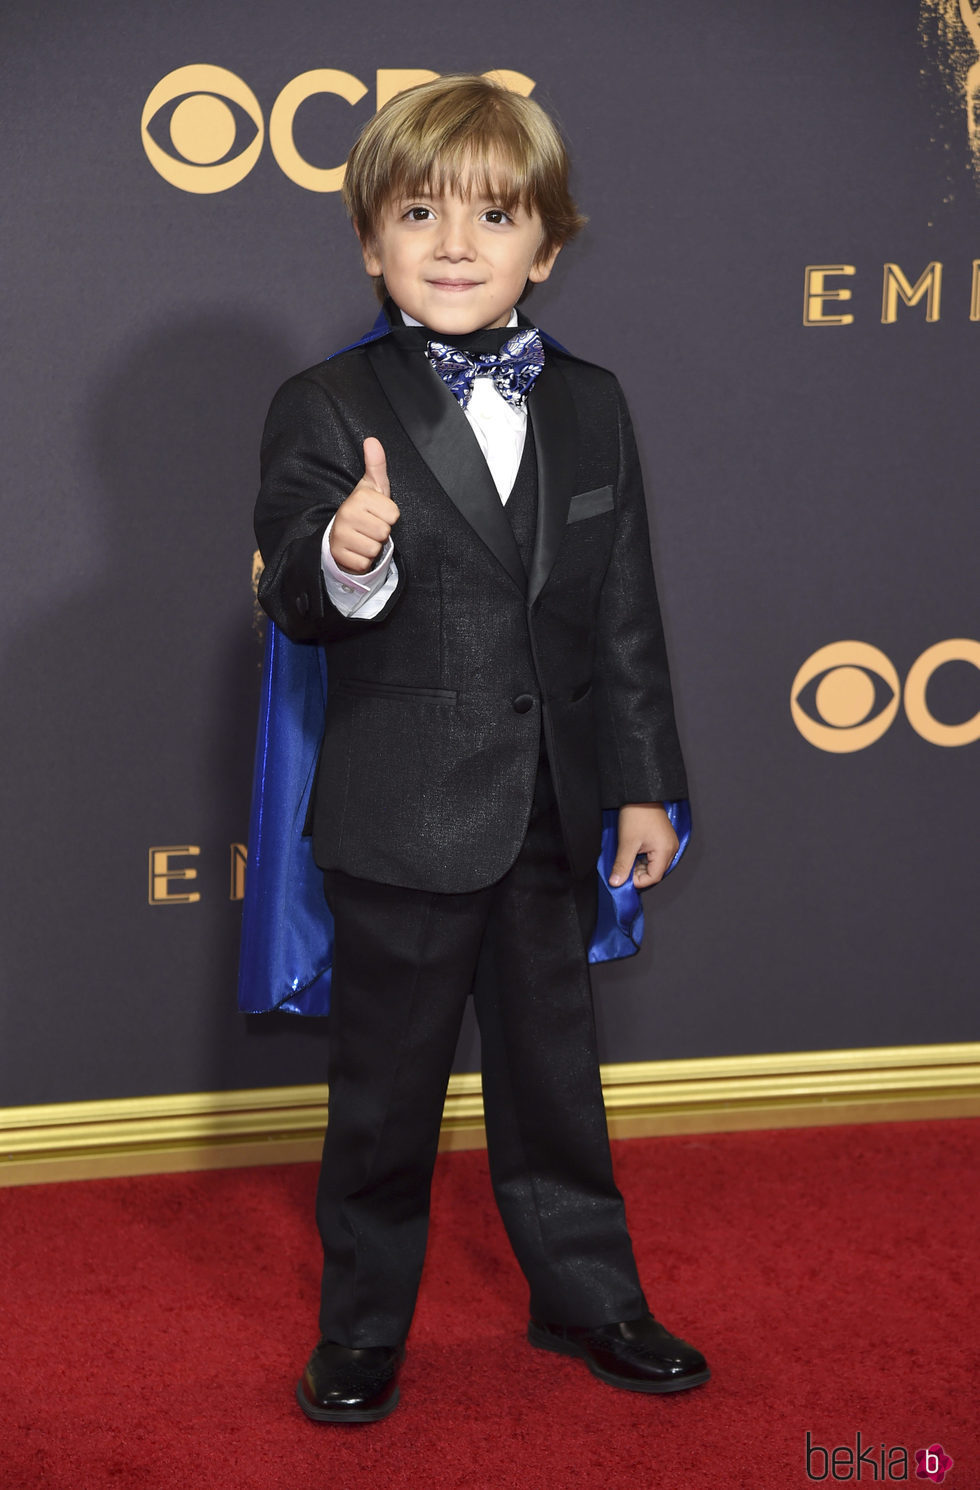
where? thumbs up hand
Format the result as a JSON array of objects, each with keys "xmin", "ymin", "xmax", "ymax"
[{"xmin": 329, "ymin": 437, "xmax": 401, "ymax": 574}]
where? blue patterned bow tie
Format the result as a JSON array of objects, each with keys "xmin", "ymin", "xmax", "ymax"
[{"xmin": 426, "ymin": 328, "xmax": 545, "ymax": 409}]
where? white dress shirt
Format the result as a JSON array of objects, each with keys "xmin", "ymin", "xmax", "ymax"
[{"xmin": 320, "ymin": 309, "xmax": 526, "ymax": 619}]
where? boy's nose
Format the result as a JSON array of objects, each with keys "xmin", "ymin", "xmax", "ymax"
[{"xmin": 435, "ymin": 218, "xmax": 476, "ymax": 259}]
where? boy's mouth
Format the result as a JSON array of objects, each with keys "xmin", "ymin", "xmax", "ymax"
[{"xmin": 427, "ymin": 278, "xmax": 481, "ymax": 291}]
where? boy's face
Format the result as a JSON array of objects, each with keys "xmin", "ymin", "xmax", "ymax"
[{"xmin": 360, "ymin": 181, "xmax": 560, "ymax": 335}]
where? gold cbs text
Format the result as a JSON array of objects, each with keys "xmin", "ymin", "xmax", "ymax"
[
  {"xmin": 791, "ymin": 640, "xmax": 980, "ymax": 753},
  {"xmin": 141, "ymin": 66, "xmax": 535, "ymax": 193}
]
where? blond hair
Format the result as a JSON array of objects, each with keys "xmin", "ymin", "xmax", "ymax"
[{"xmin": 343, "ymin": 74, "xmax": 586, "ymax": 296}]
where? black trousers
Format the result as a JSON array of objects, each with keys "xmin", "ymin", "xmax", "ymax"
[{"xmin": 316, "ymin": 754, "xmax": 647, "ymax": 1347}]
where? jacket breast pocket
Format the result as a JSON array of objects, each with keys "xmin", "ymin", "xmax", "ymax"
[
  {"xmin": 336, "ymin": 678, "xmax": 457, "ymax": 702},
  {"xmin": 566, "ymin": 485, "xmax": 614, "ymax": 523}
]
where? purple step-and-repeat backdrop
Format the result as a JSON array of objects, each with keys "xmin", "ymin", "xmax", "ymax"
[{"xmin": 2, "ymin": 0, "xmax": 977, "ymax": 1105}]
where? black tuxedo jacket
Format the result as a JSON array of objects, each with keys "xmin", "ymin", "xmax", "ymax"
[{"xmin": 254, "ymin": 316, "xmax": 687, "ymax": 894}]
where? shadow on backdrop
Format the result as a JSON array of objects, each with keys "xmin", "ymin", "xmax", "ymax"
[{"xmin": 0, "ymin": 311, "xmax": 342, "ymax": 1107}]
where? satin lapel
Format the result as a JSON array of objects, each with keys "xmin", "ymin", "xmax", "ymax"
[
  {"xmin": 527, "ymin": 357, "xmax": 577, "ymax": 607},
  {"xmin": 365, "ymin": 337, "xmax": 526, "ymax": 595}
]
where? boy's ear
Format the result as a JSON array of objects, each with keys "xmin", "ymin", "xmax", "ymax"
[
  {"xmin": 356, "ymin": 226, "xmax": 383, "ymax": 278},
  {"xmin": 527, "ymin": 242, "xmax": 562, "ymax": 286}
]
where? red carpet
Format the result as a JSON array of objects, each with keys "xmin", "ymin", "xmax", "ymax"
[{"xmin": 1, "ymin": 1120, "xmax": 977, "ymax": 1490}]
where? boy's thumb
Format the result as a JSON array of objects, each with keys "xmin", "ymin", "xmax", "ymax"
[
  {"xmin": 608, "ymin": 845, "xmax": 636, "ymax": 888},
  {"xmin": 362, "ymin": 436, "xmax": 389, "ymax": 495}
]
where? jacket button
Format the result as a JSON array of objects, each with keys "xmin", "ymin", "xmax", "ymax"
[
  {"xmin": 295, "ymin": 593, "xmax": 310, "ymax": 616},
  {"xmin": 512, "ymin": 694, "xmax": 535, "ymax": 714}
]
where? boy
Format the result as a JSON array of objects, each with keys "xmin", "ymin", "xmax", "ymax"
[{"xmin": 251, "ymin": 74, "xmax": 708, "ymax": 1422}]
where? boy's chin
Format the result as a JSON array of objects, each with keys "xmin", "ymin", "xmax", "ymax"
[
  {"xmin": 401, "ymin": 294, "xmax": 514, "ymax": 337},
  {"xmin": 424, "ymin": 312, "xmax": 510, "ymax": 336},
  {"xmin": 430, "ymin": 318, "xmax": 509, "ymax": 336}
]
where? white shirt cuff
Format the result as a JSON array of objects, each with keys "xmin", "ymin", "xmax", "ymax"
[{"xmin": 321, "ymin": 516, "xmax": 398, "ymax": 618}]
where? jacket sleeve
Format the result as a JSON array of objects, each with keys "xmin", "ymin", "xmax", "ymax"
[
  {"xmin": 593, "ymin": 382, "xmax": 688, "ymax": 807},
  {"xmin": 253, "ymin": 372, "xmax": 403, "ymax": 643}
]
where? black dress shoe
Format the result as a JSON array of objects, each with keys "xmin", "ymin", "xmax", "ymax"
[
  {"xmin": 296, "ymin": 1339, "xmax": 403, "ymax": 1423},
  {"xmin": 528, "ymin": 1312, "xmax": 710, "ymax": 1393}
]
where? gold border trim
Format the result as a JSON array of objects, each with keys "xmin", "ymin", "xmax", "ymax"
[{"xmin": 2, "ymin": 1043, "xmax": 978, "ymax": 1186}]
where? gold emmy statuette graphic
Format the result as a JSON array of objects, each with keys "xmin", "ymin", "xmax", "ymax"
[
  {"xmin": 920, "ymin": 0, "xmax": 980, "ymax": 184},
  {"xmin": 962, "ymin": 0, "xmax": 980, "ymax": 162},
  {"xmin": 251, "ymin": 548, "xmax": 265, "ymax": 637}
]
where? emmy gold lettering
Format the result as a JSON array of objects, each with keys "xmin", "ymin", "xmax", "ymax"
[
  {"xmin": 269, "ymin": 69, "xmax": 369, "ymax": 192},
  {"xmin": 148, "ymin": 846, "xmax": 201, "ymax": 905},
  {"xmin": 230, "ymin": 843, "xmax": 248, "ymax": 901},
  {"xmin": 963, "ymin": 1, "xmax": 980, "ymax": 173},
  {"xmin": 881, "ymin": 261, "xmax": 943, "ymax": 323},
  {"xmin": 971, "ymin": 260, "xmax": 980, "ymax": 321},
  {"xmin": 802, "ymin": 265, "xmax": 855, "ymax": 326}
]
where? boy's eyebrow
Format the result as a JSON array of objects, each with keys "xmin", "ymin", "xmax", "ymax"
[{"xmin": 391, "ymin": 185, "xmax": 525, "ymax": 211}]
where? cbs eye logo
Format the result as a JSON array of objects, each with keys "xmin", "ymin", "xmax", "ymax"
[
  {"xmin": 141, "ymin": 66, "xmax": 264, "ymax": 193},
  {"xmin": 791, "ymin": 639, "xmax": 980, "ymax": 752},
  {"xmin": 141, "ymin": 65, "xmax": 534, "ymax": 194}
]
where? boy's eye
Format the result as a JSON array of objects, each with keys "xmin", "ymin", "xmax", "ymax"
[
  {"xmin": 405, "ymin": 206, "xmax": 433, "ymax": 221},
  {"xmin": 482, "ymin": 208, "xmax": 512, "ymax": 225}
]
